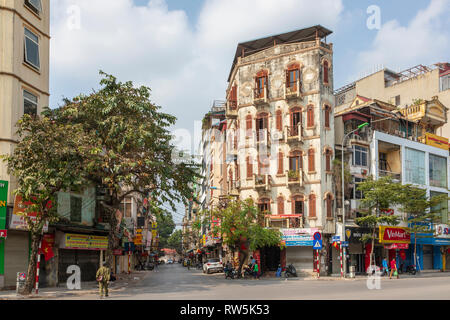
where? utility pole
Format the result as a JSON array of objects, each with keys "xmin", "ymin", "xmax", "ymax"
[{"xmin": 341, "ymin": 122, "xmax": 369, "ymax": 278}]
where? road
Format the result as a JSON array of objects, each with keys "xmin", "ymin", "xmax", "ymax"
[{"xmin": 55, "ymin": 263, "xmax": 450, "ymax": 300}]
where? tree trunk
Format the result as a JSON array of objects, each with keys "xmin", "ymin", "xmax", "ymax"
[
  {"xmin": 22, "ymin": 232, "xmax": 42, "ymax": 295},
  {"xmin": 106, "ymin": 201, "xmax": 119, "ymax": 269},
  {"xmin": 369, "ymin": 228, "xmax": 376, "ymax": 271}
]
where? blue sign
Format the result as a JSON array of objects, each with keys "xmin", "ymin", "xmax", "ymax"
[
  {"xmin": 286, "ymin": 240, "xmax": 313, "ymax": 247},
  {"xmin": 313, "ymin": 240, "xmax": 322, "ymax": 250},
  {"xmin": 332, "ymin": 236, "xmax": 340, "ymax": 242},
  {"xmin": 341, "ymin": 241, "xmax": 349, "ymax": 247}
]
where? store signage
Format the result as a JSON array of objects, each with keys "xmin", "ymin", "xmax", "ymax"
[
  {"xmin": 0, "ymin": 181, "xmax": 8, "ymax": 231},
  {"xmin": 113, "ymin": 249, "xmax": 123, "ymax": 255},
  {"xmin": 332, "ymin": 236, "xmax": 340, "ymax": 242},
  {"xmin": 341, "ymin": 241, "xmax": 349, "ymax": 247},
  {"xmin": 280, "ymin": 228, "xmax": 318, "ymax": 247},
  {"xmin": 379, "ymin": 226, "xmax": 410, "ymax": 244},
  {"xmin": 267, "ymin": 214, "xmax": 303, "ymax": 219},
  {"xmin": 435, "ymin": 224, "xmax": 450, "ymax": 239},
  {"xmin": 0, "ymin": 230, "xmax": 6, "ymax": 238},
  {"xmin": 384, "ymin": 243, "xmax": 409, "ymax": 250},
  {"xmin": 9, "ymin": 195, "xmax": 49, "ymax": 232},
  {"xmin": 424, "ymin": 132, "xmax": 449, "ymax": 151},
  {"xmin": 64, "ymin": 234, "xmax": 108, "ymax": 250}
]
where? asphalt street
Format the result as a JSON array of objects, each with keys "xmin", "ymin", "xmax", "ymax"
[{"xmin": 54, "ymin": 263, "xmax": 450, "ymax": 300}]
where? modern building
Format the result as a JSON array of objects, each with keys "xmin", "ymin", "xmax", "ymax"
[
  {"xmin": 0, "ymin": 0, "xmax": 50, "ymax": 288},
  {"xmin": 223, "ymin": 25, "xmax": 336, "ymax": 275},
  {"xmin": 334, "ymin": 94, "xmax": 450, "ymax": 274}
]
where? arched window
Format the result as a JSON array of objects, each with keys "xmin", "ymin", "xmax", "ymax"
[
  {"xmin": 277, "ymin": 196, "xmax": 284, "ymax": 215},
  {"xmin": 246, "ymin": 156, "xmax": 253, "ymax": 178},
  {"xmin": 323, "ymin": 61, "xmax": 329, "ymax": 84},
  {"xmin": 286, "ymin": 63, "xmax": 300, "ymax": 91},
  {"xmin": 289, "ymin": 150, "xmax": 302, "ymax": 172},
  {"xmin": 308, "ymin": 149, "xmax": 315, "ymax": 173},
  {"xmin": 307, "ymin": 105, "xmax": 314, "ymax": 127},
  {"xmin": 292, "ymin": 195, "xmax": 304, "ymax": 215},
  {"xmin": 255, "ymin": 70, "xmax": 268, "ymax": 98},
  {"xmin": 324, "ymin": 105, "xmax": 331, "ymax": 128},
  {"xmin": 276, "ymin": 110, "xmax": 282, "ymax": 131},
  {"xmin": 325, "ymin": 149, "xmax": 332, "ymax": 172},
  {"xmin": 326, "ymin": 193, "xmax": 333, "ymax": 218},
  {"xmin": 309, "ymin": 194, "xmax": 316, "ymax": 218},
  {"xmin": 278, "ymin": 152, "xmax": 284, "ymax": 175}
]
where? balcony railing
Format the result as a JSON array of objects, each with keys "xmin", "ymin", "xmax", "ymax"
[
  {"xmin": 286, "ymin": 170, "xmax": 303, "ymax": 188},
  {"xmin": 379, "ymin": 170, "xmax": 401, "ymax": 181},
  {"xmin": 253, "ymin": 87, "xmax": 268, "ymax": 104},
  {"xmin": 254, "ymin": 174, "xmax": 271, "ymax": 191},
  {"xmin": 285, "ymin": 80, "xmax": 301, "ymax": 99},
  {"xmin": 226, "ymin": 100, "xmax": 238, "ymax": 118},
  {"xmin": 256, "ymin": 129, "xmax": 271, "ymax": 145},
  {"xmin": 286, "ymin": 124, "xmax": 303, "ymax": 142}
]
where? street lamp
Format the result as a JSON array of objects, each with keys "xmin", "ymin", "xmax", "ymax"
[{"xmin": 341, "ymin": 122, "xmax": 369, "ymax": 278}]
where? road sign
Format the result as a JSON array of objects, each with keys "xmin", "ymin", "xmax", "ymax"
[
  {"xmin": 313, "ymin": 240, "xmax": 322, "ymax": 250},
  {"xmin": 313, "ymin": 232, "xmax": 322, "ymax": 241},
  {"xmin": 341, "ymin": 241, "xmax": 349, "ymax": 247},
  {"xmin": 332, "ymin": 236, "xmax": 340, "ymax": 242},
  {"xmin": 0, "ymin": 230, "xmax": 6, "ymax": 238}
]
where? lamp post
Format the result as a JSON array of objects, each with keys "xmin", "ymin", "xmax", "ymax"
[{"xmin": 341, "ymin": 122, "xmax": 369, "ymax": 278}]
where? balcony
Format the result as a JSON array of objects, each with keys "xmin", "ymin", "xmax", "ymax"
[
  {"xmin": 226, "ymin": 100, "xmax": 238, "ymax": 118},
  {"xmin": 379, "ymin": 170, "xmax": 401, "ymax": 182},
  {"xmin": 286, "ymin": 170, "xmax": 303, "ymax": 188},
  {"xmin": 286, "ymin": 124, "xmax": 303, "ymax": 143},
  {"xmin": 256, "ymin": 129, "xmax": 271, "ymax": 146},
  {"xmin": 285, "ymin": 80, "xmax": 302, "ymax": 99},
  {"xmin": 228, "ymin": 180, "xmax": 240, "ymax": 197},
  {"xmin": 253, "ymin": 87, "xmax": 268, "ymax": 105},
  {"xmin": 254, "ymin": 174, "xmax": 271, "ymax": 191}
]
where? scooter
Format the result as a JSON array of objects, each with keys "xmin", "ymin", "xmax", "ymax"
[
  {"xmin": 224, "ymin": 268, "xmax": 237, "ymax": 279},
  {"xmin": 406, "ymin": 264, "xmax": 417, "ymax": 275},
  {"xmin": 284, "ymin": 264, "xmax": 298, "ymax": 278},
  {"xmin": 196, "ymin": 262, "xmax": 203, "ymax": 270}
]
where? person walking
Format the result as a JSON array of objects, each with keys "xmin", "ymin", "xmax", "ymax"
[
  {"xmin": 389, "ymin": 257, "xmax": 399, "ymax": 279},
  {"xmin": 253, "ymin": 262, "xmax": 259, "ymax": 280},
  {"xmin": 96, "ymin": 263, "xmax": 111, "ymax": 298},
  {"xmin": 382, "ymin": 258, "xmax": 388, "ymax": 276}
]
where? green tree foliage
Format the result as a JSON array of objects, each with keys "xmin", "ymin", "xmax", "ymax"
[
  {"xmin": 2, "ymin": 115, "xmax": 97, "ymax": 295},
  {"xmin": 45, "ymin": 72, "xmax": 200, "ymax": 267},
  {"xmin": 211, "ymin": 198, "xmax": 283, "ymax": 272},
  {"xmin": 397, "ymin": 185, "xmax": 449, "ymax": 268},
  {"xmin": 355, "ymin": 176, "xmax": 401, "ymax": 268},
  {"xmin": 168, "ymin": 229, "xmax": 183, "ymax": 253},
  {"xmin": 156, "ymin": 210, "xmax": 175, "ymax": 249}
]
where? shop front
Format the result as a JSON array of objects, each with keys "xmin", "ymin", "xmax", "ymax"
[
  {"xmin": 280, "ymin": 228, "xmax": 319, "ymax": 275},
  {"xmin": 57, "ymin": 232, "xmax": 108, "ymax": 284},
  {"xmin": 379, "ymin": 226, "xmax": 411, "ymax": 271},
  {"xmin": 345, "ymin": 227, "xmax": 373, "ymax": 275}
]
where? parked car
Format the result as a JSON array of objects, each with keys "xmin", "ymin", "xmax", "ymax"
[
  {"xmin": 203, "ymin": 258, "xmax": 224, "ymax": 274},
  {"xmin": 167, "ymin": 259, "xmax": 174, "ymax": 264}
]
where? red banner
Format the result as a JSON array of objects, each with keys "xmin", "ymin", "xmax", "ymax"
[
  {"xmin": 384, "ymin": 243, "xmax": 409, "ymax": 250},
  {"xmin": 39, "ymin": 234, "xmax": 55, "ymax": 261},
  {"xmin": 0, "ymin": 230, "xmax": 6, "ymax": 238}
]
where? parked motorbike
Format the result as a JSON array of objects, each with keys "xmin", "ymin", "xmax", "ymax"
[
  {"xmin": 196, "ymin": 263, "xmax": 203, "ymax": 270},
  {"xmin": 224, "ymin": 268, "xmax": 237, "ymax": 279},
  {"xmin": 406, "ymin": 265, "xmax": 417, "ymax": 275},
  {"xmin": 284, "ymin": 264, "xmax": 298, "ymax": 278}
]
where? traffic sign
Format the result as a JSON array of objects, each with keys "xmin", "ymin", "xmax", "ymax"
[
  {"xmin": 341, "ymin": 241, "xmax": 349, "ymax": 247},
  {"xmin": 313, "ymin": 240, "xmax": 322, "ymax": 250},
  {"xmin": 0, "ymin": 230, "xmax": 6, "ymax": 238},
  {"xmin": 332, "ymin": 236, "xmax": 340, "ymax": 242},
  {"xmin": 313, "ymin": 232, "xmax": 322, "ymax": 241}
]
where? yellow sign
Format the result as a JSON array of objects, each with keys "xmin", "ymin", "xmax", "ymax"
[
  {"xmin": 152, "ymin": 222, "xmax": 158, "ymax": 230},
  {"xmin": 152, "ymin": 230, "xmax": 157, "ymax": 238},
  {"xmin": 424, "ymin": 132, "xmax": 449, "ymax": 150},
  {"xmin": 65, "ymin": 234, "xmax": 108, "ymax": 250}
]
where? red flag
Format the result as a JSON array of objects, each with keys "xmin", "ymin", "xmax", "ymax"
[
  {"xmin": 332, "ymin": 242, "xmax": 340, "ymax": 250},
  {"xmin": 39, "ymin": 235, "xmax": 55, "ymax": 261}
]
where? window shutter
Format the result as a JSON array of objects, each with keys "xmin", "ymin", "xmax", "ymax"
[
  {"xmin": 308, "ymin": 149, "xmax": 315, "ymax": 172},
  {"xmin": 309, "ymin": 194, "xmax": 316, "ymax": 218},
  {"xmin": 286, "ymin": 70, "xmax": 290, "ymax": 87},
  {"xmin": 327, "ymin": 195, "xmax": 332, "ymax": 218},
  {"xmin": 236, "ymin": 163, "xmax": 240, "ymax": 180},
  {"xmin": 247, "ymin": 156, "xmax": 253, "ymax": 178},
  {"xmin": 276, "ymin": 110, "xmax": 282, "ymax": 131},
  {"xmin": 307, "ymin": 107, "xmax": 314, "ymax": 127},
  {"xmin": 278, "ymin": 152, "xmax": 284, "ymax": 175},
  {"xmin": 325, "ymin": 106, "xmax": 330, "ymax": 128},
  {"xmin": 278, "ymin": 197, "xmax": 284, "ymax": 215},
  {"xmin": 324, "ymin": 61, "xmax": 329, "ymax": 84},
  {"xmin": 326, "ymin": 150, "xmax": 331, "ymax": 172}
]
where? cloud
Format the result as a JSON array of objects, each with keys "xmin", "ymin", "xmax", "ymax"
[
  {"xmin": 356, "ymin": 0, "xmax": 450, "ymax": 73},
  {"xmin": 50, "ymin": 0, "xmax": 344, "ymax": 154}
]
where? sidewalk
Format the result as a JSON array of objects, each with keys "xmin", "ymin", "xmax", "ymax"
[{"xmin": 0, "ymin": 270, "xmax": 151, "ymax": 300}]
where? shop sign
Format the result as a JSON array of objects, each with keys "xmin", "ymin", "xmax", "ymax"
[
  {"xmin": 0, "ymin": 181, "xmax": 8, "ymax": 231},
  {"xmin": 435, "ymin": 224, "xmax": 450, "ymax": 239},
  {"xmin": 113, "ymin": 249, "xmax": 123, "ymax": 255},
  {"xmin": 64, "ymin": 234, "xmax": 108, "ymax": 250},
  {"xmin": 424, "ymin": 132, "xmax": 449, "ymax": 151},
  {"xmin": 280, "ymin": 228, "xmax": 318, "ymax": 247},
  {"xmin": 379, "ymin": 226, "xmax": 410, "ymax": 244},
  {"xmin": 346, "ymin": 227, "xmax": 375, "ymax": 243},
  {"xmin": 9, "ymin": 195, "xmax": 49, "ymax": 232},
  {"xmin": 384, "ymin": 243, "xmax": 409, "ymax": 250}
]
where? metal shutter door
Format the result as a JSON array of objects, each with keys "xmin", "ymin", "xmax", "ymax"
[
  {"xmin": 77, "ymin": 250, "xmax": 99, "ymax": 281},
  {"xmin": 422, "ymin": 245, "xmax": 433, "ymax": 270},
  {"xmin": 4, "ymin": 232, "xmax": 29, "ymax": 287}
]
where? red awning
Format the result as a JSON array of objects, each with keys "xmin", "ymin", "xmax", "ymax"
[{"xmin": 343, "ymin": 113, "xmax": 370, "ymax": 122}]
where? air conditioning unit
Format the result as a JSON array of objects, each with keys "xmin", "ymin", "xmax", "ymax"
[{"xmin": 272, "ymin": 131, "xmax": 284, "ymax": 141}]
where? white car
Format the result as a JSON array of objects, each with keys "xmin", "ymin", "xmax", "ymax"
[
  {"xmin": 203, "ymin": 258, "xmax": 224, "ymax": 274},
  {"xmin": 167, "ymin": 259, "xmax": 174, "ymax": 264}
]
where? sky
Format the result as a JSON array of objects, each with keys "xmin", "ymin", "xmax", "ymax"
[{"xmin": 49, "ymin": 0, "xmax": 450, "ymax": 224}]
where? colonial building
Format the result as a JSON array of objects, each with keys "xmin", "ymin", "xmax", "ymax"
[
  {"xmin": 0, "ymin": 0, "xmax": 50, "ymax": 288},
  {"xmin": 223, "ymin": 25, "xmax": 336, "ymax": 275}
]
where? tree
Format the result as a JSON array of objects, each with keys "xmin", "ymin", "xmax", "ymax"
[
  {"xmin": 156, "ymin": 210, "xmax": 175, "ymax": 249},
  {"xmin": 168, "ymin": 229, "xmax": 183, "ymax": 254},
  {"xmin": 2, "ymin": 115, "xmax": 97, "ymax": 295},
  {"xmin": 355, "ymin": 176, "xmax": 402, "ymax": 269},
  {"xmin": 397, "ymin": 185, "xmax": 448, "ymax": 271},
  {"xmin": 46, "ymin": 72, "xmax": 200, "ymax": 268},
  {"xmin": 211, "ymin": 198, "xmax": 283, "ymax": 273}
]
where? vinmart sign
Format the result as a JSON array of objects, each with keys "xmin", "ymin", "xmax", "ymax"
[{"xmin": 379, "ymin": 226, "xmax": 410, "ymax": 244}]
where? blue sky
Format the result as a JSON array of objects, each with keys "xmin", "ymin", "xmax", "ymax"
[{"xmin": 49, "ymin": 0, "xmax": 449, "ymax": 224}]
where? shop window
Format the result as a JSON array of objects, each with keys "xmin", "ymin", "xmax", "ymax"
[
  {"xmin": 70, "ymin": 196, "xmax": 82, "ymax": 223},
  {"xmin": 353, "ymin": 145, "xmax": 368, "ymax": 167},
  {"xmin": 429, "ymin": 154, "xmax": 447, "ymax": 188}
]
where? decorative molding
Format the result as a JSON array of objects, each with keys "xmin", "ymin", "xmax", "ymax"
[
  {"xmin": 0, "ymin": 6, "xmax": 50, "ymax": 39},
  {"xmin": 0, "ymin": 72, "xmax": 50, "ymax": 96}
]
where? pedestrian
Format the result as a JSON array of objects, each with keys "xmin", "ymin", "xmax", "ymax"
[
  {"xmin": 96, "ymin": 263, "xmax": 111, "ymax": 298},
  {"xmin": 187, "ymin": 258, "xmax": 191, "ymax": 270},
  {"xmin": 389, "ymin": 257, "xmax": 399, "ymax": 279},
  {"xmin": 253, "ymin": 262, "xmax": 259, "ymax": 280},
  {"xmin": 382, "ymin": 258, "xmax": 388, "ymax": 276},
  {"xmin": 276, "ymin": 264, "xmax": 282, "ymax": 278}
]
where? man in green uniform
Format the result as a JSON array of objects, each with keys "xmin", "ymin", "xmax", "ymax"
[{"xmin": 96, "ymin": 263, "xmax": 111, "ymax": 298}]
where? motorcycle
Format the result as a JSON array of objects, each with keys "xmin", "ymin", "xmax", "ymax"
[
  {"xmin": 284, "ymin": 264, "xmax": 298, "ymax": 278},
  {"xmin": 196, "ymin": 263, "xmax": 203, "ymax": 270},
  {"xmin": 406, "ymin": 264, "xmax": 417, "ymax": 275},
  {"xmin": 224, "ymin": 267, "xmax": 237, "ymax": 279}
]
